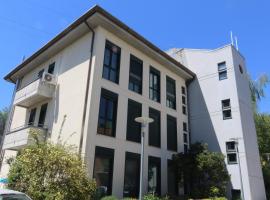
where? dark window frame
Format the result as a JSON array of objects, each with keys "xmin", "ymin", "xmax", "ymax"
[
  {"xmin": 149, "ymin": 107, "xmax": 161, "ymax": 148},
  {"xmin": 167, "ymin": 115, "xmax": 177, "ymax": 151},
  {"xmin": 126, "ymin": 99, "xmax": 142, "ymax": 143},
  {"xmin": 97, "ymin": 88, "xmax": 118, "ymax": 137},
  {"xmin": 148, "ymin": 156, "xmax": 161, "ymax": 195},
  {"xmin": 149, "ymin": 67, "xmax": 160, "ymax": 103},
  {"xmin": 93, "ymin": 146, "xmax": 115, "ymax": 195},
  {"xmin": 123, "ymin": 152, "xmax": 141, "ymax": 198},
  {"xmin": 28, "ymin": 108, "xmax": 37, "ymax": 126},
  {"xmin": 38, "ymin": 103, "xmax": 48, "ymax": 128},
  {"xmin": 102, "ymin": 40, "xmax": 121, "ymax": 84},
  {"xmin": 166, "ymin": 76, "xmax": 176, "ymax": 110},
  {"xmin": 227, "ymin": 153, "xmax": 237, "ymax": 164},
  {"xmin": 129, "ymin": 54, "xmax": 143, "ymax": 94},
  {"xmin": 38, "ymin": 69, "xmax": 44, "ymax": 79},
  {"xmin": 48, "ymin": 62, "xmax": 55, "ymax": 74}
]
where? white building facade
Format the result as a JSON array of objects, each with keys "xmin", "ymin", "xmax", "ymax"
[
  {"xmin": 168, "ymin": 46, "xmax": 266, "ymax": 200},
  {"xmin": 0, "ymin": 5, "xmax": 266, "ymax": 200}
]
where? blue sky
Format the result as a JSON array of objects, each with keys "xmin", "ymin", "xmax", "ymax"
[{"xmin": 0, "ymin": 0, "xmax": 269, "ymax": 113}]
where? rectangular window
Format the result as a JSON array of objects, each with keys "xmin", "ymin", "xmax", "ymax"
[
  {"xmin": 182, "ymin": 96, "xmax": 186, "ymax": 105},
  {"xmin": 129, "ymin": 55, "xmax": 143, "ymax": 94},
  {"xmin": 226, "ymin": 141, "xmax": 236, "ymax": 152},
  {"xmin": 149, "ymin": 108, "xmax": 161, "ymax": 148},
  {"xmin": 48, "ymin": 62, "xmax": 55, "ymax": 74},
  {"xmin": 93, "ymin": 146, "xmax": 114, "ymax": 195},
  {"xmin": 102, "ymin": 40, "xmax": 121, "ymax": 83},
  {"xmin": 126, "ymin": 99, "xmax": 142, "ymax": 143},
  {"xmin": 218, "ymin": 62, "xmax": 227, "ymax": 80},
  {"xmin": 124, "ymin": 152, "xmax": 140, "ymax": 198},
  {"xmin": 184, "ymin": 144, "xmax": 188, "ymax": 154},
  {"xmin": 148, "ymin": 156, "xmax": 161, "ymax": 195},
  {"xmin": 167, "ymin": 115, "xmax": 177, "ymax": 151},
  {"xmin": 149, "ymin": 67, "xmax": 160, "ymax": 102},
  {"xmin": 183, "ymin": 133, "xmax": 188, "ymax": 143},
  {"xmin": 166, "ymin": 76, "xmax": 176, "ymax": 109},
  {"xmin": 167, "ymin": 160, "xmax": 178, "ymax": 196},
  {"xmin": 227, "ymin": 153, "xmax": 237, "ymax": 164},
  {"xmin": 183, "ymin": 122, "xmax": 187, "ymax": 132},
  {"xmin": 182, "ymin": 106, "xmax": 187, "ymax": 115},
  {"xmin": 16, "ymin": 77, "xmax": 23, "ymax": 91},
  {"xmin": 181, "ymin": 86, "xmax": 186, "ymax": 95},
  {"xmin": 222, "ymin": 99, "xmax": 232, "ymax": 120},
  {"xmin": 28, "ymin": 108, "xmax": 36, "ymax": 126},
  {"xmin": 38, "ymin": 69, "xmax": 44, "ymax": 78},
  {"xmin": 38, "ymin": 103, "xmax": 48, "ymax": 127},
  {"xmin": 226, "ymin": 141, "xmax": 237, "ymax": 164},
  {"xmin": 97, "ymin": 89, "xmax": 118, "ymax": 137}
]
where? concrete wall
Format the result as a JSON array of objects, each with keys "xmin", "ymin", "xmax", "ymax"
[{"xmin": 168, "ymin": 45, "xmax": 266, "ymax": 200}]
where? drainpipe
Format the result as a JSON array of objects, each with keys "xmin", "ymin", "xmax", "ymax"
[{"xmin": 79, "ymin": 21, "xmax": 95, "ymax": 155}]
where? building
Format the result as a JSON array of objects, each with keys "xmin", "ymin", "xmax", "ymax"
[
  {"xmin": 0, "ymin": 5, "xmax": 265, "ymax": 200},
  {"xmin": 168, "ymin": 46, "xmax": 266, "ymax": 199}
]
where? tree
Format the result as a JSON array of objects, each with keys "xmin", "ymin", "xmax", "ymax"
[
  {"xmin": 172, "ymin": 143, "xmax": 229, "ymax": 198},
  {"xmin": 0, "ymin": 107, "xmax": 8, "ymax": 141},
  {"xmin": 249, "ymin": 74, "xmax": 269, "ymax": 112},
  {"xmin": 7, "ymin": 129, "xmax": 96, "ymax": 200},
  {"xmin": 254, "ymin": 113, "xmax": 270, "ymax": 199}
]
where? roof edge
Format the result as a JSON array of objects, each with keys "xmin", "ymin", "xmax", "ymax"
[{"xmin": 4, "ymin": 5, "xmax": 195, "ymax": 82}]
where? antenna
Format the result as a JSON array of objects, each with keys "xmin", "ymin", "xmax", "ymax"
[
  {"xmin": 235, "ymin": 36, "xmax": 239, "ymax": 50},
  {"xmin": 230, "ymin": 31, "xmax": 234, "ymax": 46}
]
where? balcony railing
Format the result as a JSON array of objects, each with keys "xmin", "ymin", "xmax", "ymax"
[
  {"xmin": 14, "ymin": 78, "xmax": 55, "ymax": 108},
  {"xmin": 2, "ymin": 125, "xmax": 47, "ymax": 150}
]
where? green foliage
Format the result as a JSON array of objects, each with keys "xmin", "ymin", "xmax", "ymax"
[
  {"xmin": 101, "ymin": 196, "xmax": 118, "ymax": 200},
  {"xmin": 172, "ymin": 143, "xmax": 229, "ymax": 199},
  {"xmin": 254, "ymin": 113, "xmax": 270, "ymax": 199},
  {"xmin": 7, "ymin": 141, "xmax": 96, "ymax": 200},
  {"xmin": 143, "ymin": 194, "xmax": 161, "ymax": 200},
  {"xmin": 0, "ymin": 107, "xmax": 8, "ymax": 137},
  {"xmin": 249, "ymin": 74, "xmax": 269, "ymax": 112}
]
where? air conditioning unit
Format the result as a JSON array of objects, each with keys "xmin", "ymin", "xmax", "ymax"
[{"xmin": 42, "ymin": 72, "xmax": 56, "ymax": 85}]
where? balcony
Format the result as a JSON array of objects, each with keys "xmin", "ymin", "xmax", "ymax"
[
  {"xmin": 2, "ymin": 126, "xmax": 47, "ymax": 150},
  {"xmin": 14, "ymin": 78, "xmax": 55, "ymax": 108}
]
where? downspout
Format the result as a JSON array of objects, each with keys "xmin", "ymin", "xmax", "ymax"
[{"xmin": 79, "ymin": 21, "xmax": 95, "ymax": 154}]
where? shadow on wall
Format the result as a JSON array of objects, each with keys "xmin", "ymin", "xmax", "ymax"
[{"xmin": 187, "ymin": 77, "xmax": 233, "ymax": 197}]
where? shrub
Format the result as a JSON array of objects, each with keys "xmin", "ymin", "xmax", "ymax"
[
  {"xmin": 8, "ymin": 140, "xmax": 96, "ymax": 200},
  {"xmin": 101, "ymin": 196, "xmax": 118, "ymax": 200}
]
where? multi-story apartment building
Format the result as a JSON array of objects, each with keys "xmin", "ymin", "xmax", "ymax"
[
  {"xmin": 0, "ymin": 5, "xmax": 194, "ymax": 198},
  {"xmin": 168, "ymin": 46, "xmax": 266, "ymax": 200},
  {"xmin": 0, "ymin": 5, "xmax": 265, "ymax": 200}
]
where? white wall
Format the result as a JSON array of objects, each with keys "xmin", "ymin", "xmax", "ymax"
[
  {"xmin": 83, "ymin": 26, "xmax": 189, "ymax": 198},
  {"xmin": 168, "ymin": 45, "xmax": 266, "ymax": 200}
]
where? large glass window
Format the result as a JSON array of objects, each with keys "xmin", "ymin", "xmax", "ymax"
[
  {"xmin": 102, "ymin": 40, "xmax": 121, "ymax": 83},
  {"xmin": 126, "ymin": 99, "xmax": 142, "ymax": 143},
  {"xmin": 218, "ymin": 62, "xmax": 227, "ymax": 80},
  {"xmin": 167, "ymin": 160, "xmax": 178, "ymax": 196},
  {"xmin": 38, "ymin": 103, "xmax": 48, "ymax": 127},
  {"xmin": 166, "ymin": 76, "xmax": 176, "ymax": 109},
  {"xmin": 167, "ymin": 115, "xmax": 177, "ymax": 151},
  {"xmin": 149, "ymin": 67, "xmax": 160, "ymax": 102},
  {"xmin": 28, "ymin": 108, "xmax": 36, "ymax": 126},
  {"xmin": 129, "ymin": 55, "xmax": 143, "ymax": 94},
  {"xmin": 149, "ymin": 108, "xmax": 161, "ymax": 148},
  {"xmin": 93, "ymin": 146, "xmax": 114, "ymax": 195},
  {"xmin": 123, "ymin": 152, "xmax": 140, "ymax": 198},
  {"xmin": 148, "ymin": 156, "xmax": 161, "ymax": 195},
  {"xmin": 97, "ymin": 89, "xmax": 118, "ymax": 137}
]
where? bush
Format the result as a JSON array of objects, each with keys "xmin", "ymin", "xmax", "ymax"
[
  {"xmin": 101, "ymin": 196, "xmax": 118, "ymax": 200},
  {"xmin": 8, "ymin": 139, "xmax": 96, "ymax": 200}
]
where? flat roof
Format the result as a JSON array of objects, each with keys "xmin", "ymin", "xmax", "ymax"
[{"xmin": 4, "ymin": 5, "xmax": 195, "ymax": 82}]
